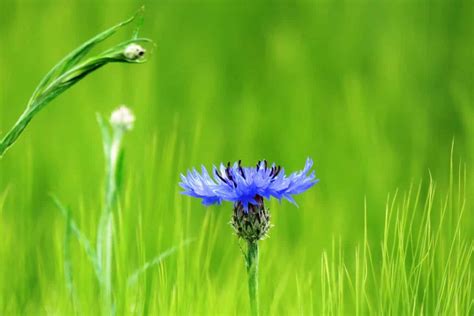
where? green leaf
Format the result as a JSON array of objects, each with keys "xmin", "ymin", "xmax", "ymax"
[
  {"xmin": 96, "ymin": 113, "xmax": 111, "ymax": 159},
  {"xmin": 0, "ymin": 9, "xmax": 153, "ymax": 158},
  {"xmin": 52, "ymin": 195, "xmax": 102, "ymax": 281},
  {"xmin": 127, "ymin": 239, "xmax": 195, "ymax": 287}
]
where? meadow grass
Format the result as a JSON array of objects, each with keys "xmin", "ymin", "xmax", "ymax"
[
  {"xmin": 0, "ymin": 1, "xmax": 472, "ymax": 315},
  {"xmin": 321, "ymin": 158, "xmax": 472, "ymax": 315},
  {"xmin": 2, "ymin": 132, "xmax": 470, "ymax": 314}
]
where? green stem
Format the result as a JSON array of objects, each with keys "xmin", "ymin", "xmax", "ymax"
[
  {"xmin": 102, "ymin": 212, "xmax": 114, "ymax": 315},
  {"xmin": 99, "ymin": 130, "xmax": 122, "ymax": 315},
  {"xmin": 246, "ymin": 241, "xmax": 259, "ymax": 316}
]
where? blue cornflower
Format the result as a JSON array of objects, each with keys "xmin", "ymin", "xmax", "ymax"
[
  {"xmin": 180, "ymin": 158, "xmax": 318, "ymax": 242},
  {"xmin": 179, "ymin": 158, "xmax": 318, "ymax": 211},
  {"xmin": 180, "ymin": 158, "xmax": 318, "ymax": 313}
]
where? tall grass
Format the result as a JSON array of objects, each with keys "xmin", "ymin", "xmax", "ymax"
[
  {"xmin": 53, "ymin": 108, "xmax": 192, "ymax": 315},
  {"xmin": 14, "ymin": 137, "xmax": 469, "ymax": 314},
  {"xmin": 0, "ymin": 128, "xmax": 471, "ymax": 314},
  {"xmin": 321, "ymin": 156, "xmax": 472, "ymax": 315}
]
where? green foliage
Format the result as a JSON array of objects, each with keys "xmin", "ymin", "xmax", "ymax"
[
  {"xmin": 0, "ymin": 9, "xmax": 152, "ymax": 157},
  {"xmin": 0, "ymin": 1, "xmax": 472, "ymax": 315},
  {"xmin": 53, "ymin": 110, "xmax": 191, "ymax": 314}
]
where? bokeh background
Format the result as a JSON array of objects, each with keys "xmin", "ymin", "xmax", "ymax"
[{"xmin": 0, "ymin": 0, "xmax": 472, "ymax": 314}]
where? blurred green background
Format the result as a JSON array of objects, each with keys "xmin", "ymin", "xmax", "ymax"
[{"xmin": 0, "ymin": 0, "xmax": 472, "ymax": 314}]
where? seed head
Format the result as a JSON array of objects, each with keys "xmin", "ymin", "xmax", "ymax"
[
  {"xmin": 110, "ymin": 105, "xmax": 135, "ymax": 131},
  {"xmin": 123, "ymin": 44, "xmax": 146, "ymax": 60}
]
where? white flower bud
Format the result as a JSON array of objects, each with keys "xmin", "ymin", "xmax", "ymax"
[
  {"xmin": 110, "ymin": 105, "xmax": 135, "ymax": 131},
  {"xmin": 123, "ymin": 44, "xmax": 146, "ymax": 60}
]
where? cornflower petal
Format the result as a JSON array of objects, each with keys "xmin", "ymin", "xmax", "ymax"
[{"xmin": 179, "ymin": 158, "xmax": 319, "ymax": 211}]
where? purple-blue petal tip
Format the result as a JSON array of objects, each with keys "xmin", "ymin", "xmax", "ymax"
[{"xmin": 179, "ymin": 158, "xmax": 319, "ymax": 209}]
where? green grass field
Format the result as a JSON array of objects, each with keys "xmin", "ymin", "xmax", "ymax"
[{"xmin": 0, "ymin": 1, "xmax": 472, "ymax": 314}]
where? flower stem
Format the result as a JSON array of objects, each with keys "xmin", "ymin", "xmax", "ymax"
[
  {"xmin": 98, "ymin": 128, "xmax": 123, "ymax": 315},
  {"xmin": 102, "ymin": 211, "xmax": 114, "ymax": 315},
  {"xmin": 246, "ymin": 241, "xmax": 259, "ymax": 316}
]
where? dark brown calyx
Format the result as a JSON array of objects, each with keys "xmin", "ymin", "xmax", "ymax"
[{"xmin": 231, "ymin": 196, "xmax": 271, "ymax": 242}]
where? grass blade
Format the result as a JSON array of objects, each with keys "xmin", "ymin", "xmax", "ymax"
[
  {"xmin": 0, "ymin": 9, "xmax": 152, "ymax": 158},
  {"xmin": 127, "ymin": 239, "xmax": 195, "ymax": 287},
  {"xmin": 52, "ymin": 195, "xmax": 102, "ymax": 281}
]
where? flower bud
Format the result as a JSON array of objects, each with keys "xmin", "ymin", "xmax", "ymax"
[
  {"xmin": 110, "ymin": 105, "xmax": 135, "ymax": 131},
  {"xmin": 231, "ymin": 196, "xmax": 271, "ymax": 242},
  {"xmin": 123, "ymin": 44, "xmax": 146, "ymax": 60}
]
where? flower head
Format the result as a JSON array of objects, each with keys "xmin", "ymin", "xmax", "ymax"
[
  {"xmin": 123, "ymin": 43, "xmax": 146, "ymax": 60},
  {"xmin": 110, "ymin": 105, "xmax": 135, "ymax": 131},
  {"xmin": 179, "ymin": 158, "xmax": 318, "ymax": 212}
]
